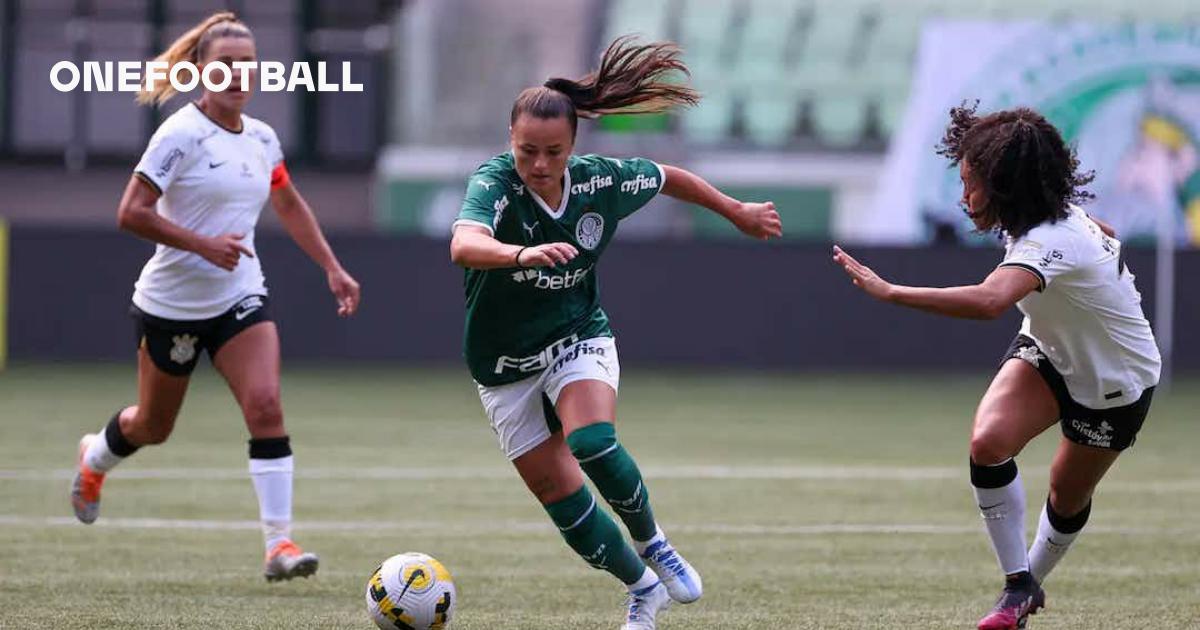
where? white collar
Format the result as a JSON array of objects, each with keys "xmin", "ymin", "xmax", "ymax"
[{"xmin": 527, "ymin": 165, "xmax": 571, "ymax": 220}]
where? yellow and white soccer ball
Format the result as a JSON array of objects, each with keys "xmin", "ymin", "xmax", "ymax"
[{"xmin": 366, "ymin": 552, "xmax": 457, "ymax": 630}]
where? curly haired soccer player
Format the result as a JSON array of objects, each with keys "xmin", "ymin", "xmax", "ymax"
[
  {"xmin": 450, "ymin": 36, "xmax": 783, "ymax": 630},
  {"xmin": 834, "ymin": 103, "xmax": 1160, "ymax": 630},
  {"xmin": 69, "ymin": 12, "xmax": 361, "ymax": 582}
]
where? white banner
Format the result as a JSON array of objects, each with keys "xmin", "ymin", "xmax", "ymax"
[{"xmin": 868, "ymin": 21, "xmax": 1200, "ymax": 246}]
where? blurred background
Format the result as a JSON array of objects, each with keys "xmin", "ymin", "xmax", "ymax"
[{"xmin": 0, "ymin": 0, "xmax": 1197, "ymax": 374}]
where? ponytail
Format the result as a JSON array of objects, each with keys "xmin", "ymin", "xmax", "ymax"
[
  {"xmin": 137, "ymin": 11, "xmax": 252, "ymax": 106},
  {"xmin": 511, "ymin": 35, "xmax": 700, "ymax": 135}
]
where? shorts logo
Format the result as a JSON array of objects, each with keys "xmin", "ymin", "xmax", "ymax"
[
  {"xmin": 575, "ymin": 212, "xmax": 604, "ymax": 250},
  {"xmin": 1015, "ymin": 345, "xmax": 1043, "ymax": 368},
  {"xmin": 1070, "ymin": 419, "xmax": 1114, "ymax": 448},
  {"xmin": 169, "ymin": 334, "xmax": 199, "ymax": 365},
  {"xmin": 549, "ymin": 341, "xmax": 608, "ymax": 375},
  {"xmin": 234, "ymin": 296, "xmax": 264, "ymax": 321}
]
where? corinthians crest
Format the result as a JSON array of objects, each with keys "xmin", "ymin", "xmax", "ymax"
[{"xmin": 169, "ymin": 334, "xmax": 199, "ymax": 364}]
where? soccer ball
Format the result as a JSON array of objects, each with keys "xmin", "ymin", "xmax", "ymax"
[{"xmin": 366, "ymin": 552, "xmax": 457, "ymax": 630}]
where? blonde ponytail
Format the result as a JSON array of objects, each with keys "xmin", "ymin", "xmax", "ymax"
[{"xmin": 138, "ymin": 11, "xmax": 252, "ymax": 106}]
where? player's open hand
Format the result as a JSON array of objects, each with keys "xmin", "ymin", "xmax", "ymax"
[
  {"xmin": 833, "ymin": 245, "xmax": 893, "ymax": 301},
  {"xmin": 327, "ymin": 266, "xmax": 361, "ymax": 317},
  {"xmin": 200, "ymin": 233, "xmax": 254, "ymax": 271},
  {"xmin": 519, "ymin": 243, "xmax": 578, "ymax": 268},
  {"xmin": 734, "ymin": 201, "xmax": 783, "ymax": 240}
]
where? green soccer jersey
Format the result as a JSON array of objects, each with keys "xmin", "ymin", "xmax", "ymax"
[{"xmin": 454, "ymin": 151, "xmax": 666, "ymax": 386}]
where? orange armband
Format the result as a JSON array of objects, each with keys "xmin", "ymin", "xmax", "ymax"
[{"xmin": 270, "ymin": 162, "xmax": 290, "ymax": 190}]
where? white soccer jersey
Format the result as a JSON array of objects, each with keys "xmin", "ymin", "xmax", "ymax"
[
  {"xmin": 131, "ymin": 103, "xmax": 284, "ymax": 320},
  {"xmin": 999, "ymin": 205, "xmax": 1161, "ymax": 409}
]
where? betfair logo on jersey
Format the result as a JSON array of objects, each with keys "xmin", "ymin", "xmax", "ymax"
[
  {"xmin": 571, "ymin": 174, "xmax": 613, "ymax": 195},
  {"xmin": 620, "ymin": 173, "xmax": 658, "ymax": 195},
  {"xmin": 510, "ymin": 265, "xmax": 591, "ymax": 290},
  {"xmin": 494, "ymin": 334, "xmax": 580, "ymax": 374}
]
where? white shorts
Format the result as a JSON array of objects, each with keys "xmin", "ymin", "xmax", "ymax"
[{"xmin": 476, "ymin": 336, "xmax": 620, "ymax": 460}]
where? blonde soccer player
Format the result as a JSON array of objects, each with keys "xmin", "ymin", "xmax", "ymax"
[{"xmin": 70, "ymin": 12, "xmax": 361, "ymax": 582}]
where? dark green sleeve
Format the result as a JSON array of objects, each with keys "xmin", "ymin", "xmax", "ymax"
[
  {"xmin": 453, "ymin": 171, "xmax": 511, "ymax": 234},
  {"xmin": 601, "ymin": 156, "xmax": 666, "ymax": 220}
]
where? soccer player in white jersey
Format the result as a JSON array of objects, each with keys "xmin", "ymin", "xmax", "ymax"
[
  {"xmin": 833, "ymin": 103, "xmax": 1160, "ymax": 630},
  {"xmin": 450, "ymin": 37, "xmax": 782, "ymax": 630},
  {"xmin": 68, "ymin": 12, "xmax": 361, "ymax": 582}
]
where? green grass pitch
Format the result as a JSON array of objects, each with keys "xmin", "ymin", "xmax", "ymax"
[{"xmin": 1, "ymin": 364, "xmax": 1197, "ymax": 629}]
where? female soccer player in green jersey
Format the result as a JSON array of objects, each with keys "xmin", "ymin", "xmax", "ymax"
[{"xmin": 450, "ymin": 36, "xmax": 782, "ymax": 630}]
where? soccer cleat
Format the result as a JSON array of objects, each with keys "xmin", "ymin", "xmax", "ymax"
[
  {"xmin": 264, "ymin": 540, "xmax": 319, "ymax": 582},
  {"xmin": 977, "ymin": 577, "xmax": 1045, "ymax": 630},
  {"xmin": 71, "ymin": 434, "xmax": 105, "ymax": 524},
  {"xmin": 621, "ymin": 581, "xmax": 672, "ymax": 630},
  {"xmin": 640, "ymin": 538, "xmax": 703, "ymax": 603}
]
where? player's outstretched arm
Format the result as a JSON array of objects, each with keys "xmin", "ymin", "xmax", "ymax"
[
  {"xmin": 450, "ymin": 225, "xmax": 578, "ymax": 270},
  {"xmin": 117, "ymin": 175, "xmax": 253, "ymax": 272},
  {"xmin": 659, "ymin": 164, "xmax": 782, "ymax": 240},
  {"xmin": 831, "ymin": 245, "xmax": 1039, "ymax": 320},
  {"xmin": 270, "ymin": 181, "xmax": 361, "ymax": 317}
]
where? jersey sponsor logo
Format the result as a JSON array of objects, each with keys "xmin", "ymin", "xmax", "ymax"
[
  {"xmin": 233, "ymin": 295, "xmax": 264, "ymax": 321},
  {"xmin": 493, "ymin": 334, "xmax": 579, "ymax": 375},
  {"xmin": 493, "ymin": 194, "xmax": 509, "ymax": 229},
  {"xmin": 509, "ymin": 265, "xmax": 592, "ymax": 290},
  {"xmin": 620, "ymin": 173, "xmax": 658, "ymax": 195},
  {"xmin": 156, "ymin": 147, "xmax": 185, "ymax": 178},
  {"xmin": 169, "ymin": 334, "xmax": 199, "ymax": 365},
  {"xmin": 1069, "ymin": 419, "xmax": 1114, "ymax": 449},
  {"xmin": 575, "ymin": 212, "xmax": 604, "ymax": 250},
  {"xmin": 570, "ymin": 174, "xmax": 613, "ymax": 195},
  {"xmin": 549, "ymin": 340, "xmax": 609, "ymax": 375}
]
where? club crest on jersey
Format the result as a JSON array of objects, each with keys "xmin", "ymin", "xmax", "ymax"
[
  {"xmin": 576, "ymin": 212, "xmax": 604, "ymax": 250},
  {"xmin": 169, "ymin": 334, "xmax": 199, "ymax": 365}
]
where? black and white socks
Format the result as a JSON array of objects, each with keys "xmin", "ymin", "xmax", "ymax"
[
  {"xmin": 970, "ymin": 457, "xmax": 1029, "ymax": 576},
  {"xmin": 1029, "ymin": 497, "xmax": 1091, "ymax": 582},
  {"xmin": 249, "ymin": 436, "xmax": 294, "ymax": 552},
  {"xmin": 83, "ymin": 413, "xmax": 140, "ymax": 473}
]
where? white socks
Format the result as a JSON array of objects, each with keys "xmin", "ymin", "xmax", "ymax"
[
  {"xmin": 633, "ymin": 525, "xmax": 666, "ymax": 555},
  {"xmin": 1029, "ymin": 498, "xmax": 1090, "ymax": 582},
  {"xmin": 249, "ymin": 455, "xmax": 294, "ymax": 551},
  {"xmin": 83, "ymin": 433, "xmax": 125, "ymax": 473},
  {"xmin": 971, "ymin": 458, "xmax": 1030, "ymax": 576}
]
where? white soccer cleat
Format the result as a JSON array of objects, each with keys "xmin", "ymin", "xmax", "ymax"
[
  {"xmin": 264, "ymin": 540, "xmax": 319, "ymax": 582},
  {"xmin": 621, "ymin": 581, "xmax": 672, "ymax": 630},
  {"xmin": 71, "ymin": 434, "xmax": 105, "ymax": 524},
  {"xmin": 640, "ymin": 538, "xmax": 703, "ymax": 603}
]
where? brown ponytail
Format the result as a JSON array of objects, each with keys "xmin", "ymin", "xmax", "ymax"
[
  {"xmin": 511, "ymin": 35, "xmax": 700, "ymax": 136},
  {"xmin": 137, "ymin": 11, "xmax": 253, "ymax": 107}
]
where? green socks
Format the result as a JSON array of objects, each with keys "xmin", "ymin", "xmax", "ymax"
[
  {"xmin": 543, "ymin": 485, "xmax": 646, "ymax": 585},
  {"xmin": 567, "ymin": 422, "xmax": 658, "ymax": 543}
]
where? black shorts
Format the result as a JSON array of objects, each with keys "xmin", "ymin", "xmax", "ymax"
[
  {"xmin": 1001, "ymin": 334, "xmax": 1154, "ymax": 451},
  {"xmin": 132, "ymin": 295, "xmax": 272, "ymax": 376}
]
